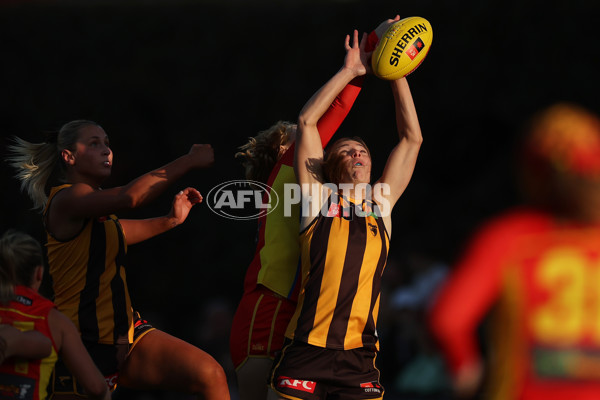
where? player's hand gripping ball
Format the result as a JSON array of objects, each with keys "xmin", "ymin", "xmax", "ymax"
[{"xmin": 371, "ymin": 16, "xmax": 433, "ymax": 80}]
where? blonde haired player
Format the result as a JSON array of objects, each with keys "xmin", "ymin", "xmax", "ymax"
[
  {"xmin": 9, "ymin": 121, "xmax": 230, "ymax": 399},
  {"xmin": 231, "ymin": 70, "xmax": 366, "ymax": 400}
]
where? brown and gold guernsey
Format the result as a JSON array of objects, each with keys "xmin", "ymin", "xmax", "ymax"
[
  {"xmin": 44, "ymin": 185, "xmax": 133, "ymax": 345},
  {"xmin": 285, "ymin": 194, "xmax": 389, "ymax": 351}
]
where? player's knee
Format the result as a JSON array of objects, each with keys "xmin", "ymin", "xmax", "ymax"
[{"xmin": 193, "ymin": 361, "xmax": 227, "ymax": 393}]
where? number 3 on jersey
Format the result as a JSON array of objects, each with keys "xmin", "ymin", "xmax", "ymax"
[{"xmin": 531, "ymin": 247, "xmax": 600, "ymax": 346}]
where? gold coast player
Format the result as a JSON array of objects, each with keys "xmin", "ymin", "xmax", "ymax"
[
  {"xmin": 268, "ymin": 24, "xmax": 423, "ymax": 400},
  {"xmin": 9, "ymin": 122, "xmax": 230, "ymax": 399},
  {"xmin": 0, "ymin": 230, "xmax": 110, "ymax": 400},
  {"xmin": 430, "ymin": 104, "xmax": 600, "ymax": 400},
  {"xmin": 231, "ymin": 92, "xmax": 363, "ymax": 399},
  {"xmin": 0, "ymin": 252, "xmax": 53, "ymax": 365}
]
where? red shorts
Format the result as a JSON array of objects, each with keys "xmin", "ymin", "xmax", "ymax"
[{"xmin": 229, "ymin": 285, "xmax": 296, "ymax": 369}]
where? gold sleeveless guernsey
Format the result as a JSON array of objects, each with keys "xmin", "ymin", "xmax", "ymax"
[
  {"xmin": 286, "ymin": 194, "xmax": 389, "ymax": 350},
  {"xmin": 44, "ymin": 185, "xmax": 134, "ymax": 344}
]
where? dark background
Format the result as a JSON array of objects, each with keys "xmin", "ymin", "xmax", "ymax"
[{"xmin": 1, "ymin": 0, "xmax": 599, "ymax": 398}]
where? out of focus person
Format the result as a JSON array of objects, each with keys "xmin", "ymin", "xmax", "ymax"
[{"xmin": 430, "ymin": 103, "xmax": 600, "ymax": 400}]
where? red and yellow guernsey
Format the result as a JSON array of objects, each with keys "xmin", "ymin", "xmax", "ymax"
[
  {"xmin": 242, "ymin": 78, "xmax": 364, "ymax": 302},
  {"xmin": 431, "ymin": 208, "xmax": 600, "ymax": 400},
  {"xmin": 0, "ymin": 286, "xmax": 58, "ymax": 400}
]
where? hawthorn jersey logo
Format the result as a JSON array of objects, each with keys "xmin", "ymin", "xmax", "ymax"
[
  {"xmin": 206, "ymin": 180, "xmax": 278, "ymax": 221},
  {"xmin": 276, "ymin": 376, "xmax": 317, "ymax": 393}
]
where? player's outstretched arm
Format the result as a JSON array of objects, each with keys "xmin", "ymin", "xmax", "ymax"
[
  {"xmin": 0, "ymin": 324, "xmax": 52, "ymax": 363},
  {"xmin": 53, "ymin": 143, "xmax": 214, "ymax": 220},
  {"xmin": 376, "ymin": 77, "xmax": 422, "ymax": 208},
  {"xmin": 295, "ymin": 30, "xmax": 369, "ymax": 187},
  {"xmin": 119, "ymin": 187, "xmax": 203, "ymax": 245}
]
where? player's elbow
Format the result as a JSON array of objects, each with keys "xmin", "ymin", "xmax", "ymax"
[
  {"xmin": 412, "ymin": 133, "xmax": 423, "ymax": 146},
  {"xmin": 403, "ymin": 129, "xmax": 423, "ymax": 146},
  {"xmin": 297, "ymin": 110, "xmax": 318, "ymax": 129},
  {"xmin": 115, "ymin": 191, "xmax": 138, "ymax": 209}
]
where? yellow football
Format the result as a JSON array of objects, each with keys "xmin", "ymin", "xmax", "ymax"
[{"xmin": 371, "ymin": 16, "xmax": 433, "ymax": 80}]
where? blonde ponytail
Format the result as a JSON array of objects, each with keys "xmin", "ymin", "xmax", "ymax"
[
  {"xmin": 8, "ymin": 120, "xmax": 99, "ymax": 210},
  {"xmin": 8, "ymin": 137, "xmax": 60, "ymax": 210}
]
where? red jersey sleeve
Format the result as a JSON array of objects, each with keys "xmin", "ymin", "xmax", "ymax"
[
  {"xmin": 315, "ymin": 76, "xmax": 364, "ymax": 147},
  {"xmin": 429, "ymin": 219, "xmax": 510, "ymax": 375}
]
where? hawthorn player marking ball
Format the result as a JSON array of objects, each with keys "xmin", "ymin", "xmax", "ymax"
[{"xmin": 371, "ymin": 16, "xmax": 433, "ymax": 80}]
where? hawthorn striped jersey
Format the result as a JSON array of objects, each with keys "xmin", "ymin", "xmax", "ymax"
[
  {"xmin": 286, "ymin": 194, "xmax": 389, "ymax": 350},
  {"xmin": 44, "ymin": 185, "xmax": 133, "ymax": 344}
]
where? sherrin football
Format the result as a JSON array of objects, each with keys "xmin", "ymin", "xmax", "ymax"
[{"xmin": 371, "ymin": 16, "xmax": 433, "ymax": 80}]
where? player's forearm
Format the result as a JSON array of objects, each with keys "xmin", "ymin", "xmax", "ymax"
[
  {"xmin": 391, "ymin": 78, "xmax": 422, "ymax": 145},
  {"xmin": 122, "ymin": 154, "xmax": 194, "ymax": 208},
  {"xmin": 298, "ymin": 67, "xmax": 359, "ymax": 129},
  {"xmin": 120, "ymin": 216, "xmax": 179, "ymax": 245}
]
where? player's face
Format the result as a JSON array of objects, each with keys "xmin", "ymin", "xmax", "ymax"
[
  {"xmin": 72, "ymin": 125, "xmax": 113, "ymax": 181},
  {"xmin": 332, "ymin": 139, "xmax": 372, "ymax": 184}
]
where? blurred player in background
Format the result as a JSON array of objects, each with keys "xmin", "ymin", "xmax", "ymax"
[{"xmin": 430, "ymin": 103, "xmax": 600, "ymax": 400}]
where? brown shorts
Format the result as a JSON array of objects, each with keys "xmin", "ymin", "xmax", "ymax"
[
  {"xmin": 229, "ymin": 285, "xmax": 296, "ymax": 369},
  {"xmin": 49, "ymin": 311, "xmax": 155, "ymax": 398},
  {"xmin": 269, "ymin": 339, "xmax": 384, "ymax": 400}
]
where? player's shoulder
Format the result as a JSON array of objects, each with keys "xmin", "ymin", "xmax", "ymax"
[{"xmin": 479, "ymin": 207, "xmax": 552, "ymax": 239}]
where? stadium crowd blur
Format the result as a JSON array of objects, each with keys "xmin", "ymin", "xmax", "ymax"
[{"xmin": 1, "ymin": 0, "xmax": 599, "ymax": 399}]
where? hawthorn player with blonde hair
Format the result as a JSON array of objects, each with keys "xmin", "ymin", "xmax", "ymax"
[{"xmin": 9, "ymin": 120, "xmax": 230, "ymax": 399}]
